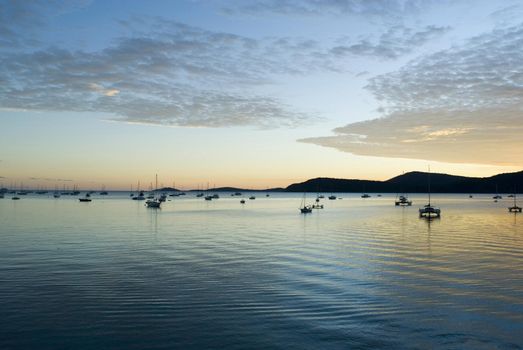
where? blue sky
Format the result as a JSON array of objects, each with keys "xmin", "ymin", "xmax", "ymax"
[{"xmin": 1, "ymin": 0, "xmax": 523, "ymax": 189}]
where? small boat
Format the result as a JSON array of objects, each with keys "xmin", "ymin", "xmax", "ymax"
[
  {"xmin": 212, "ymin": 194, "xmax": 220, "ymax": 199},
  {"xmin": 0, "ymin": 193, "xmax": 4, "ymax": 199},
  {"xmin": 145, "ymin": 199, "xmax": 161, "ymax": 208},
  {"xmin": 197, "ymin": 193, "xmax": 204, "ymax": 197},
  {"xmin": 53, "ymin": 192, "xmax": 60, "ymax": 198},
  {"xmin": 312, "ymin": 203, "xmax": 324, "ymax": 209},
  {"xmin": 266, "ymin": 193, "xmax": 270, "ymax": 197},
  {"xmin": 318, "ymin": 195, "xmax": 324, "ymax": 199},
  {"xmin": 145, "ymin": 175, "xmax": 162, "ymax": 208},
  {"xmin": 133, "ymin": 191, "xmax": 145, "ymax": 200},
  {"xmin": 99, "ymin": 185, "xmax": 108, "ymax": 195},
  {"xmin": 204, "ymin": 195, "xmax": 213, "ymax": 201},
  {"xmin": 240, "ymin": 199, "xmax": 246, "ymax": 204},
  {"xmin": 419, "ymin": 168, "xmax": 440, "ymax": 218},
  {"xmin": 493, "ymin": 184, "xmax": 502, "ymax": 200},
  {"xmin": 299, "ymin": 193, "xmax": 313, "ymax": 213},
  {"xmin": 395, "ymin": 195, "xmax": 412, "ymax": 206},
  {"xmin": 419, "ymin": 204, "xmax": 440, "ymax": 218},
  {"xmin": 12, "ymin": 196, "xmax": 20, "ymax": 200},
  {"xmin": 79, "ymin": 197, "xmax": 92, "ymax": 202},
  {"xmin": 469, "ymin": 194, "xmax": 473, "ymax": 198},
  {"xmin": 361, "ymin": 193, "xmax": 371, "ymax": 198},
  {"xmin": 508, "ymin": 188, "xmax": 522, "ymax": 213},
  {"xmin": 328, "ymin": 195, "xmax": 336, "ymax": 200},
  {"xmin": 234, "ymin": 192, "xmax": 242, "ymax": 196},
  {"xmin": 249, "ymin": 196, "xmax": 255, "ymax": 200},
  {"xmin": 300, "ymin": 206, "xmax": 313, "ymax": 213},
  {"xmin": 159, "ymin": 194, "xmax": 167, "ymax": 202}
]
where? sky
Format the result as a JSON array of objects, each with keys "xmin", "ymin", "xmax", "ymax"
[{"xmin": 1, "ymin": 0, "xmax": 523, "ymax": 190}]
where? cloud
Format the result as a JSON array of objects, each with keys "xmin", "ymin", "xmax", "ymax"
[
  {"xmin": 29, "ymin": 177, "xmax": 73, "ymax": 182},
  {"xmin": 0, "ymin": 0, "xmax": 90, "ymax": 50},
  {"xmin": 0, "ymin": 20, "xmax": 324, "ymax": 128},
  {"xmin": 301, "ymin": 23, "xmax": 523, "ymax": 166},
  {"xmin": 330, "ymin": 25, "xmax": 450, "ymax": 59},
  {"xmin": 221, "ymin": 0, "xmax": 438, "ymax": 18}
]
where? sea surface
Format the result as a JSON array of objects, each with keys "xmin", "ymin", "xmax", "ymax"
[{"xmin": 1, "ymin": 192, "xmax": 523, "ymax": 349}]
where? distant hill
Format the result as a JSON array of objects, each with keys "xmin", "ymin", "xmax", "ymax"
[
  {"xmin": 156, "ymin": 186, "xmax": 285, "ymax": 192},
  {"xmin": 285, "ymin": 170, "xmax": 523, "ymax": 193}
]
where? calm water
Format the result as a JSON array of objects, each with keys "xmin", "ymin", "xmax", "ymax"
[{"xmin": 1, "ymin": 193, "xmax": 523, "ymax": 349}]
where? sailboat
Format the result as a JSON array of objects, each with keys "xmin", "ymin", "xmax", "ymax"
[
  {"xmin": 493, "ymin": 184, "xmax": 502, "ymax": 200},
  {"xmin": 395, "ymin": 189, "xmax": 412, "ymax": 206},
  {"xmin": 508, "ymin": 186, "xmax": 522, "ymax": 213},
  {"xmin": 99, "ymin": 185, "xmax": 108, "ymax": 195},
  {"xmin": 79, "ymin": 192, "xmax": 92, "ymax": 202},
  {"xmin": 419, "ymin": 167, "xmax": 441, "ymax": 218},
  {"xmin": 204, "ymin": 183, "xmax": 213, "ymax": 200},
  {"xmin": 145, "ymin": 175, "xmax": 161, "ymax": 208},
  {"xmin": 133, "ymin": 181, "xmax": 145, "ymax": 200},
  {"xmin": 299, "ymin": 193, "xmax": 313, "ymax": 213}
]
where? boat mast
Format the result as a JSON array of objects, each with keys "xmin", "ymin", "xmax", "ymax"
[{"xmin": 428, "ymin": 166, "xmax": 431, "ymax": 206}]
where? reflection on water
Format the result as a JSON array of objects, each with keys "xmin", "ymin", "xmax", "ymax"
[{"xmin": 1, "ymin": 193, "xmax": 523, "ymax": 349}]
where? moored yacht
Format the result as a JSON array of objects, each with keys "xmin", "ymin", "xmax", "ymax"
[
  {"xmin": 508, "ymin": 188, "xmax": 522, "ymax": 213},
  {"xmin": 299, "ymin": 193, "xmax": 313, "ymax": 213},
  {"xmin": 419, "ymin": 168, "xmax": 440, "ymax": 218},
  {"xmin": 395, "ymin": 195, "xmax": 412, "ymax": 206}
]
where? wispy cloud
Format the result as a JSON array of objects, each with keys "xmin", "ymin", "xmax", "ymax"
[
  {"xmin": 0, "ymin": 19, "xmax": 324, "ymax": 128},
  {"xmin": 301, "ymin": 23, "xmax": 523, "ymax": 165},
  {"xmin": 0, "ymin": 13, "xmax": 445, "ymax": 128},
  {"xmin": 29, "ymin": 177, "xmax": 73, "ymax": 182},
  {"xmin": 221, "ymin": 0, "xmax": 438, "ymax": 18},
  {"xmin": 0, "ymin": 0, "xmax": 90, "ymax": 50},
  {"xmin": 330, "ymin": 25, "xmax": 450, "ymax": 59}
]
